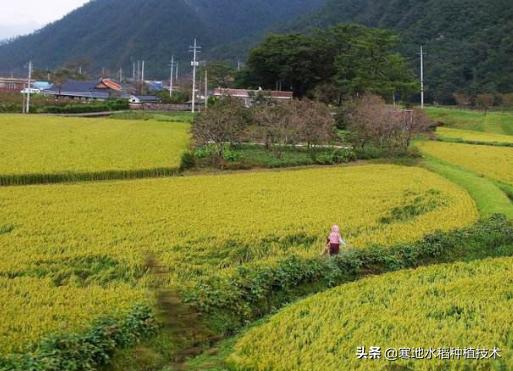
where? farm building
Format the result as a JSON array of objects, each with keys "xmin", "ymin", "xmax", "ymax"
[
  {"xmin": 44, "ymin": 78, "xmax": 124, "ymax": 100},
  {"xmin": 0, "ymin": 77, "xmax": 27, "ymax": 92},
  {"xmin": 213, "ymin": 88, "xmax": 293, "ymax": 107}
]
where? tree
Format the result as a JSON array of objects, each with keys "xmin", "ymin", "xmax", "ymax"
[
  {"xmin": 293, "ymin": 99, "xmax": 336, "ymax": 148},
  {"xmin": 245, "ymin": 34, "xmax": 324, "ymax": 97},
  {"xmin": 252, "ymin": 102, "xmax": 296, "ymax": 156},
  {"xmin": 243, "ymin": 24, "xmax": 415, "ymax": 103},
  {"xmin": 199, "ymin": 62, "xmax": 237, "ymax": 89},
  {"xmin": 476, "ymin": 93, "xmax": 495, "ymax": 114},
  {"xmin": 191, "ymin": 97, "xmax": 249, "ymax": 157},
  {"xmin": 347, "ymin": 94, "xmax": 431, "ymax": 152}
]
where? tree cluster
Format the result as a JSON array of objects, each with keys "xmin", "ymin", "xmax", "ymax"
[
  {"xmin": 347, "ymin": 95, "xmax": 432, "ymax": 153},
  {"xmin": 242, "ymin": 24, "xmax": 416, "ymax": 104},
  {"xmin": 191, "ymin": 97, "xmax": 336, "ymax": 159}
]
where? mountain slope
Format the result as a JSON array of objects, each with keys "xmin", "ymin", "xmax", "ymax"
[
  {"xmin": 0, "ymin": 0, "xmax": 325, "ymax": 77},
  {"xmin": 294, "ymin": 0, "xmax": 513, "ymax": 102}
]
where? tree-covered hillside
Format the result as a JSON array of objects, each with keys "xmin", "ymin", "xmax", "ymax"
[
  {"xmin": 0, "ymin": 0, "xmax": 325, "ymax": 78},
  {"xmin": 295, "ymin": 0, "xmax": 513, "ymax": 103}
]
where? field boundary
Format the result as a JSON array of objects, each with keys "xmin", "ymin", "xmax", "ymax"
[
  {"xmin": 421, "ymin": 156, "xmax": 513, "ymax": 219},
  {"xmin": 435, "ymin": 137, "xmax": 513, "ymax": 147},
  {"xmin": 0, "ymin": 167, "xmax": 180, "ymax": 186}
]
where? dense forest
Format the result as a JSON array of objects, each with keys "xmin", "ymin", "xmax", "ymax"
[
  {"xmin": 0, "ymin": 0, "xmax": 325, "ymax": 77},
  {"xmin": 294, "ymin": 0, "xmax": 513, "ymax": 103}
]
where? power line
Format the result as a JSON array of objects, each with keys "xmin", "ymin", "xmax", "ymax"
[{"xmin": 189, "ymin": 38, "xmax": 201, "ymax": 113}]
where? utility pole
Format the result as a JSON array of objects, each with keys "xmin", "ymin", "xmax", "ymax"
[
  {"xmin": 119, "ymin": 68, "xmax": 123, "ymax": 82},
  {"xmin": 132, "ymin": 62, "xmax": 136, "ymax": 80},
  {"xmin": 169, "ymin": 56, "xmax": 175, "ymax": 97},
  {"xmin": 176, "ymin": 61, "xmax": 179, "ymax": 80},
  {"xmin": 189, "ymin": 38, "xmax": 201, "ymax": 113},
  {"xmin": 25, "ymin": 60, "xmax": 32, "ymax": 114},
  {"xmin": 141, "ymin": 60, "xmax": 145, "ymax": 95},
  {"xmin": 204, "ymin": 69, "xmax": 208, "ymax": 109},
  {"xmin": 419, "ymin": 45, "xmax": 425, "ymax": 109}
]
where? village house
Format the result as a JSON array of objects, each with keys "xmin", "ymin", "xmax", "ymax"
[
  {"xmin": 44, "ymin": 78, "xmax": 124, "ymax": 100},
  {"xmin": 213, "ymin": 88, "xmax": 293, "ymax": 107},
  {"xmin": 0, "ymin": 77, "xmax": 27, "ymax": 93}
]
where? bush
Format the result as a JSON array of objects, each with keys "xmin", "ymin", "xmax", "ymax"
[
  {"xmin": 37, "ymin": 100, "xmax": 129, "ymax": 114},
  {"xmin": 0, "ymin": 305, "xmax": 159, "ymax": 371},
  {"xmin": 179, "ymin": 151, "xmax": 196, "ymax": 171}
]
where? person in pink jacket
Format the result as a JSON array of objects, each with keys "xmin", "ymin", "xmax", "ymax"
[{"xmin": 326, "ymin": 225, "xmax": 346, "ymax": 256}]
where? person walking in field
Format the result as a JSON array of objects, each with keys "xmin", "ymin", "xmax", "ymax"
[{"xmin": 325, "ymin": 225, "xmax": 346, "ymax": 256}]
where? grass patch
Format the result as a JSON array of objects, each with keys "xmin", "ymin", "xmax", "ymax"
[
  {"xmin": 422, "ymin": 156, "xmax": 513, "ymax": 219},
  {"xmin": 426, "ymin": 106, "xmax": 513, "ymax": 135}
]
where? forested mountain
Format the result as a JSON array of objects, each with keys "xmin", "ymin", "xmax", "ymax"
[
  {"xmin": 293, "ymin": 0, "xmax": 513, "ymax": 102},
  {"xmin": 0, "ymin": 0, "xmax": 325, "ymax": 78}
]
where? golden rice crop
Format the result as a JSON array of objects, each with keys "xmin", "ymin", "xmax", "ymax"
[
  {"xmin": 437, "ymin": 127, "xmax": 513, "ymax": 144},
  {"xmin": 0, "ymin": 165, "xmax": 477, "ymax": 353},
  {"xmin": 230, "ymin": 256, "xmax": 513, "ymax": 370},
  {"xmin": 419, "ymin": 141, "xmax": 513, "ymax": 186},
  {"xmin": 0, "ymin": 115, "xmax": 189, "ymax": 176}
]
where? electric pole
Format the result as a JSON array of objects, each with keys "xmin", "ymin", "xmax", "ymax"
[
  {"xmin": 141, "ymin": 60, "xmax": 145, "ymax": 95},
  {"xmin": 169, "ymin": 56, "xmax": 175, "ymax": 97},
  {"xmin": 420, "ymin": 45, "xmax": 425, "ymax": 109},
  {"xmin": 25, "ymin": 60, "xmax": 32, "ymax": 114},
  {"xmin": 176, "ymin": 61, "xmax": 179, "ymax": 80},
  {"xmin": 205, "ymin": 69, "xmax": 208, "ymax": 109},
  {"xmin": 119, "ymin": 68, "xmax": 123, "ymax": 82},
  {"xmin": 189, "ymin": 38, "xmax": 201, "ymax": 113}
]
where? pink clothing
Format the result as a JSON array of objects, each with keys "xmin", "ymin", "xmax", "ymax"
[{"xmin": 328, "ymin": 225, "xmax": 342, "ymax": 244}]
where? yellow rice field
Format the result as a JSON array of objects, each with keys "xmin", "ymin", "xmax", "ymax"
[
  {"xmin": 0, "ymin": 115, "xmax": 189, "ymax": 176},
  {"xmin": 230, "ymin": 256, "xmax": 513, "ymax": 370},
  {"xmin": 418, "ymin": 141, "xmax": 513, "ymax": 186},
  {"xmin": 0, "ymin": 165, "xmax": 477, "ymax": 354}
]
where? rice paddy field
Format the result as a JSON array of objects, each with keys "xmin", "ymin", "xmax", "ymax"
[
  {"xmin": 228, "ymin": 257, "xmax": 513, "ymax": 370},
  {"xmin": 418, "ymin": 141, "xmax": 513, "ymax": 186},
  {"xmin": 426, "ymin": 106, "xmax": 513, "ymax": 135},
  {"xmin": 0, "ymin": 115, "xmax": 189, "ymax": 183},
  {"xmin": 0, "ymin": 165, "xmax": 477, "ymax": 355},
  {"xmin": 437, "ymin": 127, "xmax": 513, "ymax": 144}
]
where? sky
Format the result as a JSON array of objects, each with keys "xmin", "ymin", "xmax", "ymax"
[{"xmin": 0, "ymin": 0, "xmax": 90, "ymax": 40}]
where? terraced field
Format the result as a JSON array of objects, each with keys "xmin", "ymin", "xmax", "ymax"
[
  {"xmin": 437, "ymin": 127, "xmax": 513, "ymax": 144},
  {"xmin": 418, "ymin": 141, "xmax": 513, "ymax": 186},
  {"xmin": 229, "ymin": 257, "xmax": 513, "ymax": 370},
  {"xmin": 0, "ymin": 165, "xmax": 477, "ymax": 355}
]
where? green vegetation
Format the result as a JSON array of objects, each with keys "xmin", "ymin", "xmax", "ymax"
[
  {"xmin": 427, "ymin": 107, "xmax": 513, "ymax": 135},
  {"xmin": 0, "ymin": 0, "xmax": 325, "ymax": 76},
  {"xmin": 296, "ymin": 0, "xmax": 513, "ymax": 103},
  {"xmin": 36, "ymin": 99, "xmax": 128, "ymax": 114},
  {"xmin": 422, "ymin": 157, "xmax": 513, "ymax": 219},
  {"xmin": 244, "ymin": 24, "xmax": 415, "ymax": 99},
  {"xmin": 191, "ymin": 145, "xmax": 356, "ymax": 170},
  {"xmin": 0, "ymin": 115, "xmax": 189, "ymax": 185},
  {"xmin": 0, "ymin": 305, "xmax": 158, "ymax": 371}
]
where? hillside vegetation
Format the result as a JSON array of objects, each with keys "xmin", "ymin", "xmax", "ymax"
[
  {"xmin": 295, "ymin": 0, "xmax": 513, "ymax": 102},
  {"xmin": 0, "ymin": 0, "xmax": 324, "ymax": 76}
]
